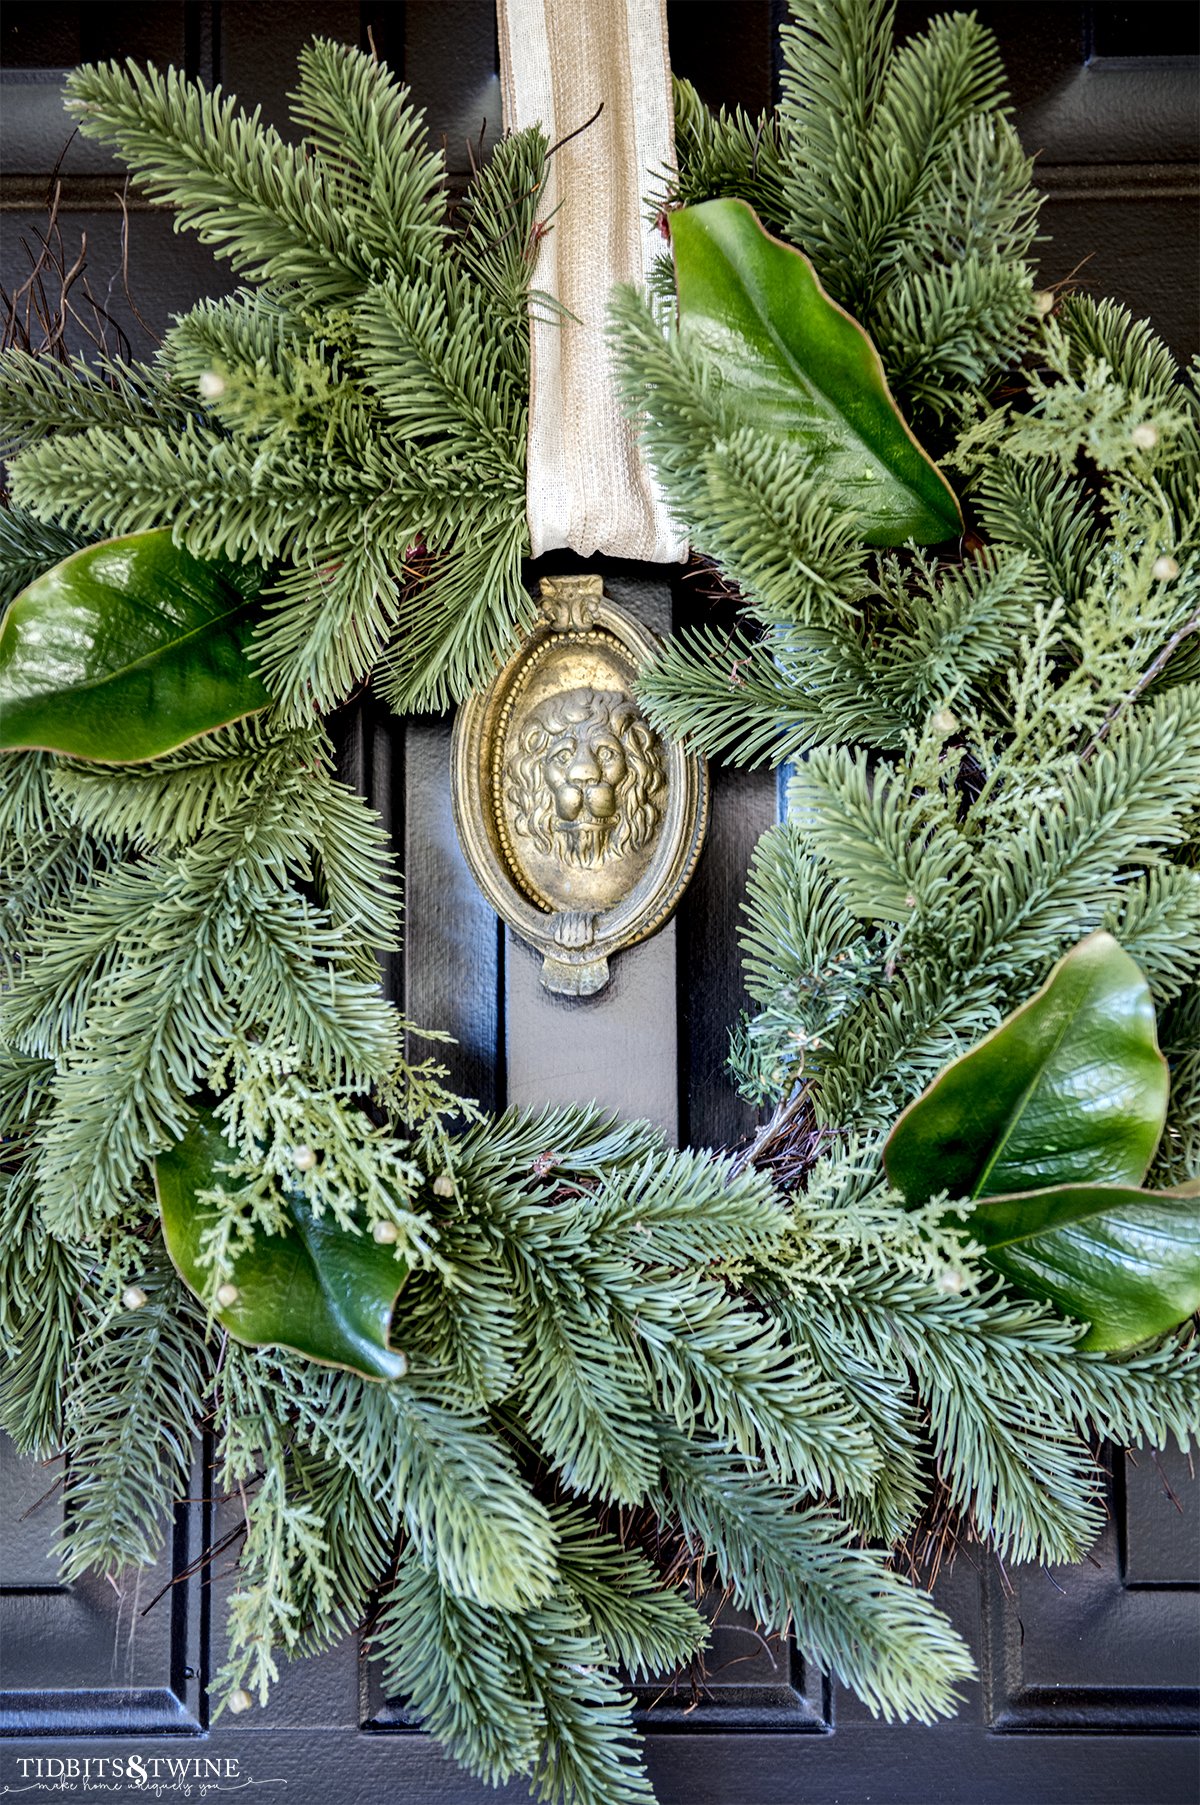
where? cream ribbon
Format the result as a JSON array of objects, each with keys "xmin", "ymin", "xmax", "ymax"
[{"xmin": 498, "ymin": 0, "xmax": 687, "ymax": 564}]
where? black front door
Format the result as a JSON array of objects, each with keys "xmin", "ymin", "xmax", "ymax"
[{"xmin": 2, "ymin": 5, "xmax": 1196, "ymax": 1801}]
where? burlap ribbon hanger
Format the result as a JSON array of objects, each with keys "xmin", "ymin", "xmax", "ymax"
[{"xmin": 497, "ymin": 0, "xmax": 687, "ymax": 564}]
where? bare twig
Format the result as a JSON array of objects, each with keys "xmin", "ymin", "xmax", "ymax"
[
  {"xmin": 545, "ymin": 98, "xmax": 604, "ymax": 164},
  {"xmin": 1081, "ymin": 606, "xmax": 1200, "ymax": 761},
  {"xmin": 1, "ymin": 161, "xmax": 136, "ymax": 367}
]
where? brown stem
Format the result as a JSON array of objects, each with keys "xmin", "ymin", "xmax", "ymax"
[{"xmin": 1080, "ymin": 606, "xmax": 1200, "ymax": 762}]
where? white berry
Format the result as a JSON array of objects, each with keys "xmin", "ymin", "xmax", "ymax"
[
  {"xmin": 216, "ymin": 1283, "xmax": 240, "ymax": 1308},
  {"xmin": 432, "ymin": 1174, "xmax": 455, "ymax": 1198},
  {"xmin": 227, "ymin": 1688, "xmax": 254, "ymax": 1715},
  {"xmin": 1153, "ymin": 555, "xmax": 1180, "ymax": 582},
  {"xmin": 1131, "ymin": 422, "xmax": 1158, "ymax": 451},
  {"xmin": 930, "ymin": 707, "xmax": 959, "ymax": 738},
  {"xmin": 372, "ymin": 1219, "xmax": 400, "ymax": 1244},
  {"xmin": 198, "ymin": 370, "xmax": 226, "ymax": 400},
  {"xmin": 1033, "ymin": 289, "xmax": 1055, "ymax": 317},
  {"xmin": 121, "ymin": 1286, "xmax": 148, "ymax": 1311},
  {"xmin": 292, "ymin": 1145, "xmax": 317, "ymax": 1171}
]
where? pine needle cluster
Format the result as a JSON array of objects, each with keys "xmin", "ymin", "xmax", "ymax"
[
  {"xmin": 0, "ymin": 732, "xmax": 981, "ymax": 1800},
  {"xmin": 0, "ymin": 674, "xmax": 986, "ymax": 1797},
  {"xmin": 613, "ymin": 0, "xmax": 1200, "ymax": 1654},
  {"xmin": 618, "ymin": 289, "xmax": 1200, "ymax": 1128},
  {"xmin": 666, "ymin": 0, "xmax": 1041, "ymax": 422},
  {"xmin": 0, "ymin": 40, "xmax": 543, "ymax": 715}
]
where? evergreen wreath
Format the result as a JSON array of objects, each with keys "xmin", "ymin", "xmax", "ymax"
[{"xmin": 1, "ymin": 7, "xmax": 1197, "ymax": 1805}]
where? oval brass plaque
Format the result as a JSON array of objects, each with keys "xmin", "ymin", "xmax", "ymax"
[{"xmin": 451, "ymin": 575, "xmax": 708, "ymax": 996}]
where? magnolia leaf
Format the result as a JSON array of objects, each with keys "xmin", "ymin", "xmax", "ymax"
[
  {"xmin": 969, "ymin": 1182, "xmax": 1200, "ymax": 1352},
  {"xmin": 884, "ymin": 933, "xmax": 1169, "ymax": 1205},
  {"xmin": 671, "ymin": 198, "xmax": 962, "ymax": 545},
  {"xmin": 155, "ymin": 1110, "xmax": 411, "ymax": 1382},
  {"xmin": 0, "ymin": 529, "xmax": 270, "ymax": 762}
]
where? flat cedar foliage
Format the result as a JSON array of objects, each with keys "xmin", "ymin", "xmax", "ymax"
[{"xmin": 0, "ymin": 5, "xmax": 1197, "ymax": 1805}]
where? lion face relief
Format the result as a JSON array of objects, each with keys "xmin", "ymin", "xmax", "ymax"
[{"xmin": 506, "ymin": 686, "xmax": 666, "ymax": 870}]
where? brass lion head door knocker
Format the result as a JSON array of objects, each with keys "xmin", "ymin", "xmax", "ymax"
[{"xmin": 452, "ymin": 575, "xmax": 709, "ymax": 995}]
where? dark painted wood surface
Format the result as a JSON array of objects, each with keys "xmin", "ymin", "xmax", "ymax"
[{"xmin": 2, "ymin": 6, "xmax": 1197, "ymax": 1803}]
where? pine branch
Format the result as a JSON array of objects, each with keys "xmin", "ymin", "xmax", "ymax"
[
  {"xmin": 739, "ymin": 819, "xmax": 861, "ymax": 1010},
  {"xmin": 0, "ymin": 748, "xmax": 59, "ymax": 841},
  {"xmin": 161, "ymin": 291, "xmax": 304, "ymax": 395},
  {"xmin": 669, "ymin": 77, "xmax": 789, "ymax": 228},
  {"xmin": 613, "ymin": 1268, "xmax": 879, "ymax": 1498},
  {"xmin": 0, "ymin": 348, "xmax": 190, "ymax": 459},
  {"xmin": 356, "ymin": 269, "xmax": 526, "ymax": 466},
  {"xmin": 0, "ymin": 831, "xmax": 112, "ymax": 993},
  {"xmin": 56, "ymin": 1254, "xmax": 212, "ymax": 1578},
  {"xmin": 295, "ymin": 754, "xmax": 403, "ymax": 953},
  {"xmin": 3, "ymin": 862, "xmax": 156, "ymax": 1061},
  {"xmin": 234, "ymin": 889, "xmax": 399, "ymax": 1081},
  {"xmin": 768, "ymin": 1282, "xmax": 927, "ymax": 1541},
  {"xmin": 377, "ymin": 516, "xmax": 534, "ymax": 712},
  {"xmin": 455, "ymin": 127, "xmax": 550, "ymax": 332},
  {"xmin": 777, "ymin": 0, "xmax": 899, "ymax": 311},
  {"xmin": 48, "ymin": 720, "xmax": 316, "ymax": 850},
  {"xmin": 283, "ymin": 1364, "xmax": 560, "ymax": 1613},
  {"xmin": 289, "ymin": 37, "xmax": 446, "ymax": 280},
  {"xmin": 0, "ymin": 507, "xmax": 86, "ymax": 604},
  {"xmin": 371, "ymin": 1546, "xmax": 543, "ymax": 1785},
  {"xmin": 141, "ymin": 716, "xmax": 404, "ymax": 961},
  {"xmin": 1057, "ymin": 295, "xmax": 1184, "ymax": 407},
  {"xmin": 1153, "ymin": 989, "xmax": 1200, "ymax": 1187},
  {"xmin": 1064, "ymin": 1328, "xmax": 1200, "ymax": 1453},
  {"xmin": 657, "ymin": 1430, "xmax": 975, "ymax": 1722},
  {"xmin": 15, "ymin": 762, "xmax": 398, "ymax": 1237},
  {"xmin": 513, "ymin": 1274, "xmax": 662, "ymax": 1505},
  {"xmin": 252, "ymin": 539, "xmax": 406, "ymax": 721},
  {"xmin": 64, "ymin": 60, "xmax": 382, "ymax": 302},
  {"xmin": 0, "ymin": 1050, "xmax": 53, "ymax": 1140},
  {"xmin": 0, "ymin": 1165, "xmax": 83, "ymax": 1455},
  {"xmin": 396, "ymin": 1217, "xmax": 519, "ymax": 1405},
  {"xmin": 455, "ymin": 1103, "xmax": 667, "ymax": 1185},
  {"xmin": 904, "ymin": 1291, "xmax": 1105, "ymax": 1564},
  {"xmin": 972, "ymin": 685, "xmax": 1200, "ymax": 971},
  {"xmin": 7, "ymin": 420, "xmax": 291, "ymax": 549},
  {"xmin": 638, "ymin": 626, "xmax": 871, "ymax": 767},
  {"xmin": 372, "ymin": 1548, "xmax": 656, "ymax": 1805},
  {"xmin": 1103, "ymin": 866, "xmax": 1200, "ymax": 1003},
  {"xmin": 870, "ymin": 549, "xmax": 1043, "ymax": 715},
  {"xmin": 552, "ymin": 1504, "xmax": 708, "ymax": 1680},
  {"xmin": 774, "ymin": 0, "xmax": 1038, "ymax": 412},
  {"xmin": 789, "ymin": 745, "xmax": 975, "ymax": 928}
]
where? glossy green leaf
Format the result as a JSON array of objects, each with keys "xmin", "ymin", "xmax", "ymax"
[
  {"xmin": 884, "ymin": 933, "xmax": 1194, "ymax": 1349},
  {"xmin": 0, "ymin": 529, "xmax": 270, "ymax": 762},
  {"xmin": 969, "ymin": 1182, "xmax": 1200, "ymax": 1352},
  {"xmin": 884, "ymin": 933, "xmax": 1169, "ymax": 1206},
  {"xmin": 155, "ymin": 1110, "xmax": 411, "ymax": 1382},
  {"xmin": 670, "ymin": 198, "xmax": 963, "ymax": 545}
]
